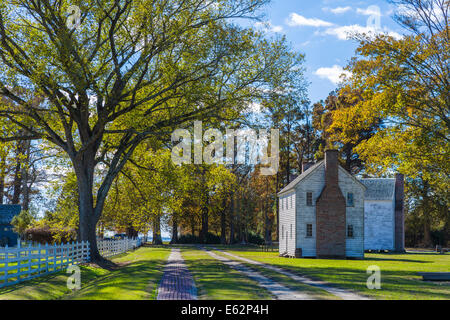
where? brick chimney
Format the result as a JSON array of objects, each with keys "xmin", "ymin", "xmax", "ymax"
[
  {"xmin": 394, "ymin": 173, "xmax": 405, "ymax": 252},
  {"xmin": 325, "ymin": 150, "xmax": 339, "ymax": 185},
  {"xmin": 316, "ymin": 150, "xmax": 346, "ymax": 259},
  {"xmin": 302, "ymin": 161, "xmax": 315, "ymax": 173}
]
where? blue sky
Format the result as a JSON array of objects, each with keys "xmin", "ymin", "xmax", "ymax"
[{"xmin": 256, "ymin": 0, "xmax": 405, "ymax": 103}]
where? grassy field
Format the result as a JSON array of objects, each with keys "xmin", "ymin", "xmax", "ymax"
[
  {"xmin": 211, "ymin": 249, "xmax": 337, "ymax": 300},
  {"xmin": 1, "ymin": 245, "xmax": 448, "ymax": 300},
  {"xmin": 0, "ymin": 246, "xmax": 170, "ymax": 300},
  {"xmin": 214, "ymin": 246, "xmax": 450, "ymax": 300},
  {"xmin": 181, "ymin": 247, "xmax": 273, "ymax": 300}
]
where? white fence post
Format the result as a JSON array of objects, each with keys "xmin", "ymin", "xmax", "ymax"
[
  {"xmin": 0, "ymin": 236, "xmax": 142, "ymax": 288},
  {"xmin": 0, "ymin": 240, "xmax": 91, "ymax": 288}
]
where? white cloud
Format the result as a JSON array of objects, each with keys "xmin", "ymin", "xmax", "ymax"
[
  {"xmin": 323, "ymin": 24, "xmax": 402, "ymax": 40},
  {"xmin": 323, "ymin": 6, "xmax": 352, "ymax": 14},
  {"xmin": 356, "ymin": 6, "xmax": 382, "ymax": 16},
  {"xmin": 286, "ymin": 13, "xmax": 333, "ymax": 27},
  {"xmin": 270, "ymin": 25, "xmax": 284, "ymax": 33},
  {"xmin": 314, "ymin": 65, "xmax": 352, "ymax": 85}
]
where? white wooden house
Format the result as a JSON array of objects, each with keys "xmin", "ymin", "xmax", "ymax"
[
  {"xmin": 278, "ymin": 150, "xmax": 366, "ymax": 259},
  {"xmin": 278, "ymin": 150, "xmax": 405, "ymax": 259}
]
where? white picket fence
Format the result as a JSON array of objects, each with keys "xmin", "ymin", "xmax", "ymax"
[
  {"xmin": 97, "ymin": 238, "xmax": 141, "ymax": 258},
  {"xmin": 0, "ymin": 241, "xmax": 90, "ymax": 288},
  {"xmin": 0, "ymin": 237, "xmax": 142, "ymax": 288}
]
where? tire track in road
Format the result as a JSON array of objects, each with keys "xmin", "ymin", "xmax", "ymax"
[
  {"xmin": 200, "ymin": 247, "xmax": 314, "ymax": 300},
  {"xmin": 215, "ymin": 249, "xmax": 371, "ymax": 300}
]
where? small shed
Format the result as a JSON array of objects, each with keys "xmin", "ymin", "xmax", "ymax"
[
  {"xmin": 360, "ymin": 176, "xmax": 404, "ymax": 252},
  {"xmin": 0, "ymin": 205, "xmax": 22, "ymax": 247}
]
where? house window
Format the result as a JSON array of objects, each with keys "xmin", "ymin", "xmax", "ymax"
[
  {"xmin": 282, "ymin": 225, "xmax": 284, "ymax": 239},
  {"xmin": 290, "ymin": 224, "xmax": 293, "ymax": 239},
  {"xmin": 347, "ymin": 193, "xmax": 354, "ymax": 207},
  {"xmin": 281, "ymin": 199, "xmax": 284, "ymax": 211},
  {"xmin": 290, "ymin": 196, "xmax": 293, "ymax": 209},
  {"xmin": 306, "ymin": 192, "xmax": 313, "ymax": 206},
  {"xmin": 306, "ymin": 224, "xmax": 313, "ymax": 238},
  {"xmin": 347, "ymin": 225, "xmax": 354, "ymax": 238}
]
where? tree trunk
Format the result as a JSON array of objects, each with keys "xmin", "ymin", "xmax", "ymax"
[
  {"xmin": 286, "ymin": 125, "xmax": 291, "ymax": 184},
  {"xmin": 0, "ymin": 154, "xmax": 5, "ymax": 205},
  {"xmin": 190, "ymin": 219, "xmax": 195, "ymax": 236},
  {"xmin": 21, "ymin": 140, "xmax": 31, "ymax": 211},
  {"xmin": 200, "ymin": 207, "xmax": 209, "ymax": 243},
  {"xmin": 152, "ymin": 216, "xmax": 163, "ymax": 245},
  {"xmin": 126, "ymin": 225, "xmax": 138, "ymax": 238},
  {"xmin": 220, "ymin": 209, "xmax": 227, "ymax": 245},
  {"xmin": 423, "ymin": 219, "xmax": 432, "ymax": 247},
  {"xmin": 199, "ymin": 167, "xmax": 209, "ymax": 243},
  {"xmin": 200, "ymin": 191, "xmax": 209, "ymax": 243},
  {"xmin": 12, "ymin": 150, "xmax": 23, "ymax": 204},
  {"xmin": 170, "ymin": 217, "xmax": 178, "ymax": 244},
  {"xmin": 264, "ymin": 177, "xmax": 273, "ymax": 245},
  {"xmin": 73, "ymin": 153, "xmax": 103, "ymax": 263},
  {"xmin": 229, "ymin": 195, "xmax": 235, "ymax": 244},
  {"xmin": 264, "ymin": 212, "xmax": 272, "ymax": 245},
  {"xmin": 421, "ymin": 180, "xmax": 433, "ymax": 247}
]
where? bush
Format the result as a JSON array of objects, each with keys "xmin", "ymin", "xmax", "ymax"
[
  {"xmin": 247, "ymin": 231, "xmax": 264, "ymax": 245},
  {"xmin": 178, "ymin": 232, "xmax": 221, "ymax": 244},
  {"xmin": 205, "ymin": 232, "xmax": 221, "ymax": 244},
  {"xmin": 24, "ymin": 226, "xmax": 76, "ymax": 244},
  {"xmin": 178, "ymin": 234, "xmax": 201, "ymax": 244}
]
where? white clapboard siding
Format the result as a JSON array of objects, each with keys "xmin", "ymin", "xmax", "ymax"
[
  {"xmin": 338, "ymin": 167, "xmax": 365, "ymax": 258},
  {"xmin": 364, "ymin": 200, "xmax": 395, "ymax": 250},
  {"xmin": 0, "ymin": 241, "xmax": 90, "ymax": 288},
  {"xmin": 279, "ymin": 191, "xmax": 296, "ymax": 257}
]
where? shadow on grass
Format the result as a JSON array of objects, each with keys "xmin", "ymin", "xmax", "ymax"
[
  {"xmin": 68, "ymin": 258, "xmax": 168, "ymax": 300},
  {"xmin": 183, "ymin": 250, "xmax": 272, "ymax": 300},
  {"xmin": 267, "ymin": 263, "xmax": 450, "ymax": 300},
  {"xmin": 0, "ymin": 247, "xmax": 171, "ymax": 300},
  {"xmin": 364, "ymin": 257, "xmax": 431, "ymax": 263},
  {"xmin": 0, "ymin": 266, "xmax": 104, "ymax": 300}
]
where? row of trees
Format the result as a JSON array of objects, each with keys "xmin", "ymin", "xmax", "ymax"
[
  {"xmin": 1, "ymin": 0, "xmax": 448, "ymax": 256},
  {"xmin": 0, "ymin": 0, "xmax": 314, "ymax": 258}
]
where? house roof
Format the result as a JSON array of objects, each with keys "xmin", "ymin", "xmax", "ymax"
[
  {"xmin": 360, "ymin": 179, "xmax": 396, "ymax": 200},
  {"xmin": 278, "ymin": 161, "xmax": 325, "ymax": 196},
  {"xmin": 0, "ymin": 205, "xmax": 22, "ymax": 224},
  {"xmin": 278, "ymin": 160, "xmax": 368, "ymax": 196}
]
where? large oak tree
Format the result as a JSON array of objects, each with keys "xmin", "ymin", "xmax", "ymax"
[{"xmin": 0, "ymin": 0, "xmax": 295, "ymax": 261}]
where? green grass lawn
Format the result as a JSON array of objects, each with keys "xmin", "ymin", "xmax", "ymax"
[
  {"xmin": 215, "ymin": 246, "xmax": 450, "ymax": 300},
  {"xmin": 0, "ymin": 246, "xmax": 170, "ymax": 300},
  {"xmin": 211, "ymin": 249, "xmax": 337, "ymax": 300},
  {"xmin": 181, "ymin": 247, "xmax": 273, "ymax": 300},
  {"xmin": 2, "ymin": 244, "xmax": 448, "ymax": 300}
]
